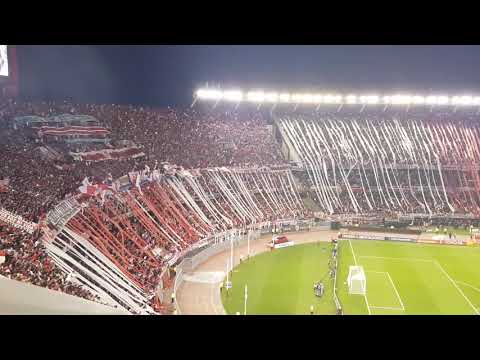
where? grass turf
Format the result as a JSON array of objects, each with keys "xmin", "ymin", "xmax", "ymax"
[
  {"xmin": 222, "ymin": 239, "xmax": 480, "ymax": 315},
  {"xmin": 338, "ymin": 240, "xmax": 480, "ymax": 315},
  {"xmin": 221, "ymin": 243, "xmax": 336, "ymax": 315}
]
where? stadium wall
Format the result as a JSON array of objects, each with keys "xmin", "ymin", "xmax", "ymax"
[{"xmin": 0, "ymin": 275, "xmax": 130, "ymax": 315}]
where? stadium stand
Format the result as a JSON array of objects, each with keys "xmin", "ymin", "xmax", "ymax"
[{"xmin": 1, "ymin": 98, "xmax": 480, "ymax": 313}]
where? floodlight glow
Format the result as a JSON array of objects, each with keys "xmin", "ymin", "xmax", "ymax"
[
  {"xmin": 195, "ymin": 87, "xmax": 480, "ymax": 107},
  {"xmin": 291, "ymin": 94, "xmax": 303, "ymax": 103},
  {"xmin": 196, "ymin": 89, "xmax": 223, "ymax": 100},
  {"xmin": 323, "ymin": 95, "xmax": 334, "ymax": 104},
  {"xmin": 359, "ymin": 95, "xmax": 379, "ymax": 105},
  {"xmin": 452, "ymin": 96, "xmax": 473, "ymax": 106},
  {"xmin": 412, "ymin": 96, "xmax": 425, "ymax": 104},
  {"xmin": 301, "ymin": 94, "xmax": 314, "ymax": 103},
  {"xmin": 346, "ymin": 95, "xmax": 357, "ymax": 104},
  {"xmin": 436, "ymin": 96, "xmax": 449, "ymax": 105},
  {"xmin": 473, "ymin": 97, "xmax": 480, "ymax": 106},
  {"xmin": 323, "ymin": 95, "xmax": 342, "ymax": 104},
  {"xmin": 223, "ymin": 90, "xmax": 243, "ymax": 102},
  {"xmin": 265, "ymin": 92, "xmax": 279, "ymax": 102},
  {"xmin": 312, "ymin": 94, "xmax": 323, "ymax": 103},
  {"xmin": 247, "ymin": 91, "xmax": 265, "ymax": 102},
  {"xmin": 390, "ymin": 95, "xmax": 413, "ymax": 105},
  {"xmin": 462, "ymin": 96, "xmax": 473, "ymax": 105}
]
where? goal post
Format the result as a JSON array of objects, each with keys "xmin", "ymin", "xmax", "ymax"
[{"xmin": 347, "ymin": 266, "xmax": 366, "ymax": 295}]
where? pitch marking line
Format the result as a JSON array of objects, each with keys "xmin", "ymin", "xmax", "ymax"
[
  {"xmin": 348, "ymin": 239, "xmax": 371, "ymax": 315},
  {"xmin": 456, "ymin": 280, "xmax": 480, "ymax": 294},
  {"xmin": 385, "ymin": 272, "xmax": 405, "ymax": 311},
  {"xmin": 369, "ymin": 306, "xmax": 404, "ymax": 311},
  {"xmin": 434, "ymin": 261, "xmax": 479, "ymax": 315},
  {"xmin": 365, "ymin": 271, "xmax": 405, "ymax": 311},
  {"xmin": 348, "ymin": 239, "xmax": 358, "ymax": 265},
  {"xmin": 359, "ymin": 255, "xmax": 433, "ymax": 263}
]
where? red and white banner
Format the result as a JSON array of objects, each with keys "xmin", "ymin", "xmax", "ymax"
[
  {"xmin": 0, "ymin": 178, "xmax": 9, "ymax": 193},
  {"xmin": 71, "ymin": 146, "xmax": 145, "ymax": 162},
  {"xmin": 37, "ymin": 126, "xmax": 110, "ymax": 137},
  {"xmin": 267, "ymin": 235, "xmax": 295, "ymax": 249},
  {"xmin": 78, "ymin": 177, "xmax": 112, "ymax": 197},
  {"xmin": 0, "ymin": 250, "xmax": 5, "ymax": 264}
]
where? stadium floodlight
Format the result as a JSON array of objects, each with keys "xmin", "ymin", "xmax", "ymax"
[
  {"xmin": 425, "ymin": 96, "xmax": 438, "ymax": 105},
  {"xmin": 300, "ymin": 94, "xmax": 314, "ymax": 103},
  {"xmin": 291, "ymin": 93, "xmax": 303, "ymax": 103},
  {"xmin": 247, "ymin": 91, "xmax": 265, "ymax": 103},
  {"xmin": 312, "ymin": 94, "xmax": 323, "ymax": 104},
  {"xmin": 390, "ymin": 95, "xmax": 413, "ymax": 105},
  {"xmin": 194, "ymin": 87, "xmax": 480, "ymax": 107},
  {"xmin": 196, "ymin": 89, "xmax": 223, "ymax": 101},
  {"xmin": 346, "ymin": 95, "xmax": 357, "ymax": 104},
  {"xmin": 412, "ymin": 96, "xmax": 425, "ymax": 105},
  {"xmin": 223, "ymin": 90, "xmax": 244, "ymax": 102},
  {"xmin": 323, "ymin": 94, "xmax": 343, "ymax": 104},
  {"xmin": 452, "ymin": 96, "xmax": 473, "ymax": 106},
  {"xmin": 332, "ymin": 95, "xmax": 343, "ymax": 104},
  {"xmin": 436, "ymin": 96, "xmax": 450, "ymax": 105},
  {"xmin": 359, "ymin": 95, "xmax": 379, "ymax": 105},
  {"xmin": 279, "ymin": 93, "xmax": 291, "ymax": 102},
  {"xmin": 265, "ymin": 92, "xmax": 279, "ymax": 103}
]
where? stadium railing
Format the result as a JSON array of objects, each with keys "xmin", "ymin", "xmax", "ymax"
[
  {"xmin": 173, "ymin": 228, "xmax": 263, "ymax": 314},
  {"xmin": 173, "ymin": 220, "xmax": 337, "ymax": 314}
]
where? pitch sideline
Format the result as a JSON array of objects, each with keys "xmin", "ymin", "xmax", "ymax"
[{"xmin": 434, "ymin": 261, "xmax": 479, "ymax": 315}]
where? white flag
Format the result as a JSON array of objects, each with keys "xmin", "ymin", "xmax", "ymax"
[{"xmin": 82, "ymin": 177, "xmax": 91, "ymax": 187}]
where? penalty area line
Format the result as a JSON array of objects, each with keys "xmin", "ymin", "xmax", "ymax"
[
  {"xmin": 435, "ymin": 261, "xmax": 479, "ymax": 315},
  {"xmin": 385, "ymin": 272, "xmax": 405, "ymax": 311},
  {"xmin": 455, "ymin": 280, "xmax": 480, "ymax": 294},
  {"xmin": 359, "ymin": 255, "xmax": 433, "ymax": 263},
  {"xmin": 365, "ymin": 271, "xmax": 406, "ymax": 312}
]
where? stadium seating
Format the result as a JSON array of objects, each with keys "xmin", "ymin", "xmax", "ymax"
[{"xmin": 1, "ymin": 99, "xmax": 480, "ymax": 313}]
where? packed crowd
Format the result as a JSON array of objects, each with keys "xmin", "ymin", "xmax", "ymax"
[
  {"xmin": 0, "ymin": 221, "xmax": 98, "ymax": 301},
  {"xmin": 279, "ymin": 113, "xmax": 480, "ymax": 215},
  {"xmin": 0, "ymin": 99, "xmax": 289, "ymax": 310},
  {"xmin": 2, "ymin": 98, "xmax": 480, "ymax": 312},
  {"xmin": 0, "ymin": 100, "xmax": 285, "ymax": 221}
]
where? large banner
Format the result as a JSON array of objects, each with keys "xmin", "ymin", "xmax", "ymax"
[{"xmin": 0, "ymin": 45, "xmax": 8, "ymax": 77}]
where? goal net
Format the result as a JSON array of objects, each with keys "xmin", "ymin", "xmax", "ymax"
[{"xmin": 347, "ymin": 266, "xmax": 366, "ymax": 295}]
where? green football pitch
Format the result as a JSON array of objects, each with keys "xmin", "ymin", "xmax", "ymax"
[{"xmin": 221, "ymin": 240, "xmax": 480, "ymax": 315}]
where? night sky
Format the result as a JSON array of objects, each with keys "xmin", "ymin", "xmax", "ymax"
[{"xmin": 16, "ymin": 45, "xmax": 480, "ymax": 107}]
